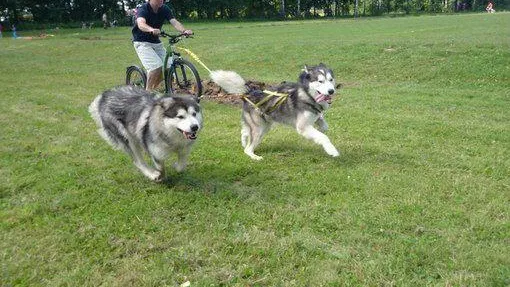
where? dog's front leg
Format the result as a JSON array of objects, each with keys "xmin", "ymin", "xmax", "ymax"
[
  {"xmin": 296, "ymin": 114, "xmax": 339, "ymax": 157},
  {"xmin": 173, "ymin": 147, "xmax": 191, "ymax": 172},
  {"xmin": 132, "ymin": 154, "xmax": 163, "ymax": 182},
  {"xmin": 127, "ymin": 137, "xmax": 164, "ymax": 181},
  {"xmin": 315, "ymin": 114, "xmax": 329, "ymax": 132},
  {"xmin": 151, "ymin": 156, "xmax": 166, "ymax": 177},
  {"xmin": 299, "ymin": 126, "xmax": 339, "ymax": 157}
]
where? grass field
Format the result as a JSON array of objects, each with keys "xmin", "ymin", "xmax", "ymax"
[{"xmin": 1, "ymin": 13, "xmax": 509, "ymax": 286}]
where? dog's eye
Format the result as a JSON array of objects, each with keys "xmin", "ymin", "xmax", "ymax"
[
  {"xmin": 319, "ymin": 80, "xmax": 325, "ymax": 83},
  {"xmin": 177, "ymin": 115, "xmax": 185, "ymax": 119},
  {"xmin": 192, "ymin": 112, "xmax": 197, "ymax": 117}
]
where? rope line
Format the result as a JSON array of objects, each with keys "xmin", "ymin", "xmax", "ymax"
[
  {"xmin": 176, "ymin": 47, "xmax": 212, "ymax": 74},
  {"xmin": 177, "ymin": 47, "xmax": 290, "ymax": 113}
]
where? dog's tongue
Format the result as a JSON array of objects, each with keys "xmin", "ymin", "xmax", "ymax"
[{"xmin": 315, "ymin": 93, "xmax": 332, "ymax": 104}]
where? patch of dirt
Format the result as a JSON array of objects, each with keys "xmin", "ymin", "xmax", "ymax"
[
  {"xmin": 79, "ymin": 36, "xmax": 125, "ymax": 41},
  {"xmin": 80, "ymin": 36, "xmax": 102, "ymax": 40},
  {"xmin": 201, "ymin": 80, "xmax": 270, "ymax": 106}
]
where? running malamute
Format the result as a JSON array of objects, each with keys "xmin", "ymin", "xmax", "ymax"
[
  {"xmin": 210, "ymin": 63, "xmax": 339, "ymax": 160},
  {"xmin": 88, "ymin": 85, "xmax": 202, "ymax": 181}
]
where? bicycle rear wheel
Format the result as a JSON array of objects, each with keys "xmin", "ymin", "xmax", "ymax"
[
  {"xmin": 126, "ymin": 65, "xmax": 147, "ymax": 89},
  {"xmin": 166, "ymin": 59, "xmax": 202, "ymax": 100}
]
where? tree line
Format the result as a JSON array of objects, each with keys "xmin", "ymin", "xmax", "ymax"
[{"xmin": 1, "ymin": 0, "xmax": 504, "ymax": 26}]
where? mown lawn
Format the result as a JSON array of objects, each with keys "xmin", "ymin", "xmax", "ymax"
[{"xmin": 1, "ymin": 13, "xmax": 509, "ymax": 286}]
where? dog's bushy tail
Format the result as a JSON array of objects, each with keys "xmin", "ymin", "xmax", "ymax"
[
  {"xmin": 88, "ymin": 94, "xmax": 126, "ymax": 151},
  {"xmin": 210, "ymin": 70, "xmax": 248, "ymax": 94},
  {"xmin": 88, "ymin": 95, "xmax": 103, "ymax": 129}
]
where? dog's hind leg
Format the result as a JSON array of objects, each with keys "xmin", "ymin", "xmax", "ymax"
[
  {"xmin": 241, "ymin": 118, "xmax": 250, "ymax": 148},
  {"xmin": 296, "ymin": 112, "xmax": 339, "ymax": 157},
  {"xmin": 242, "ymin": 112, "xmax": 270, "ymax": 160}
]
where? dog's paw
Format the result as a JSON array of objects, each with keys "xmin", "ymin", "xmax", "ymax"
[
  {"xmin": 245, "ymin": 150, "xmax": 263, "ymax": 161},
  {"xmin": 250, "ymin": 154, "xmax": 263, "ymax": 161},
  {"xmin": 151, "ymin": 171, "xmax": 165, "ymax": 182},
  {"xmin": 173, "ymin": 162, "xmax": 187, "ymax": 172},
  {"xmin": 327, "ymin": 147, "xmax": 340, "ymax": 157}
]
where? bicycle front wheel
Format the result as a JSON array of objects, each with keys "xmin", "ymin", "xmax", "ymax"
[
  {"xmin": 126, "ymin": 65, "xmax": 147, "ymax": 89},
  {"xmin": 166, "ymin": 59, "xmax": 202, "ymax": 100}
]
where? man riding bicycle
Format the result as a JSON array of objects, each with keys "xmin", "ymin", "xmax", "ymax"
[{"xmin": 132, "ymin": 0, "xmax": 193, "ymax": 91}]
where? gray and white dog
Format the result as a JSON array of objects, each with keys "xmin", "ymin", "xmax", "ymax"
[
  {"xmin": 89, "ymin": 85, "xmax": 202, "ymax": 181},
  {"xmin": 210, "ymin": 63, "xmax": 339, "ymax": 160}
]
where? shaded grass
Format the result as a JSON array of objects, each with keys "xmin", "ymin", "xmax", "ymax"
[{"xmin": 1, "ymin": 13, "xmax": 509, "ymax": 286}]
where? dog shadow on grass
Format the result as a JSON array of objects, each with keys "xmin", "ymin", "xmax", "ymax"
[
  {"xmin": 147, "ymin": 140, "xmax": 417, "ymax": 192},
  {"xmin": 250, "ymin": 140, "xmax": 417, "ymax": 169},
  {"xmin": 152, "ymin": 160, "xmax": 256, "ymax": 193},
  {"xmin": 156, "ymin": 170, "xmax": 264, "ymax": 196}
]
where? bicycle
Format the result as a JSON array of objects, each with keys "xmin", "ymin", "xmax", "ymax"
[{"xmin": 126, "ymin": 31, "xmax": 203, "ymax": 100}]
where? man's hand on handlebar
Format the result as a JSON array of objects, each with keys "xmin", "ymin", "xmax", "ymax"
[
  {"xmin": 150, "ymin": 28, "xmax": 161, "ymax": 36},
  {"xmin": 158, "ymin": 30, "xmax": 194, "ymax": 41}
]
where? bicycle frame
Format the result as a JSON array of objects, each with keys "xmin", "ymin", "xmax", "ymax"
[{"xmin": 161, "ymin": 32, "xmax": 186, "ymax": 93}]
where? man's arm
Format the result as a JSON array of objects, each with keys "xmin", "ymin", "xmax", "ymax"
[
  {"xmin": 169, "ymin": 18, "xmax": 192, "ymax": 35},
  {"xmin": 137, "ymin": 17, "xmax": 161, "ymax": 36}
]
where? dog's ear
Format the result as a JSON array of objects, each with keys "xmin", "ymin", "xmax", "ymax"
[
  {"xmin": 300, "ymin": 65, "xmax": 311, "ymax": 81},
  {"xmin": 157, "ymin": 97, "xmax": 175, "ymax": 110},
  {"xmin": 299, "ymin": 70, "xmax": 311, "ymax": 82}
]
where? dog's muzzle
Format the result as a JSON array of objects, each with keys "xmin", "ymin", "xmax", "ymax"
[
  {"xmin": 178, "ymin": 127, "xmax": 199, "ymax": 140},
  {"xmin": 315, "ymin": 93, "xmax": 333, "ymax": 104}
]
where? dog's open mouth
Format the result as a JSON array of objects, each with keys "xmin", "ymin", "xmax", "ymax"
[
  {"xmin": 178, "ymin": 129, "xmax": 198, "ymax": 140},
  {"xmin": 315, "ymin": 93, "xmax": 332, "ymax": 104}
]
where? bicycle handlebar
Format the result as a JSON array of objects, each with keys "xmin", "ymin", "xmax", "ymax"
[{"xmin": 160, "ymin": 31, "xmax": 193, "ymax": 44}]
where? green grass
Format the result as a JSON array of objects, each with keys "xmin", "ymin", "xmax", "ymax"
[{"xmin": 1, "ymin": 13, "xmax": 509, "ymax": 286}]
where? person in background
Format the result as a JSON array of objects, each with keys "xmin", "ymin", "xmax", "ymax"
[
  {"xmin": 486, "ymin": 1, "xmax": 495, "ymax": 12},
  {"xmin": 132, "ymin": 0, "xmax": 193, "ymax": 91},
  {"xmin": 102, "ymin": 13, "xmax": 108, "ymax": 29},
  {"xmin": 12, "ymin": 24, "xmax": 18, "ymax": 38}
]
